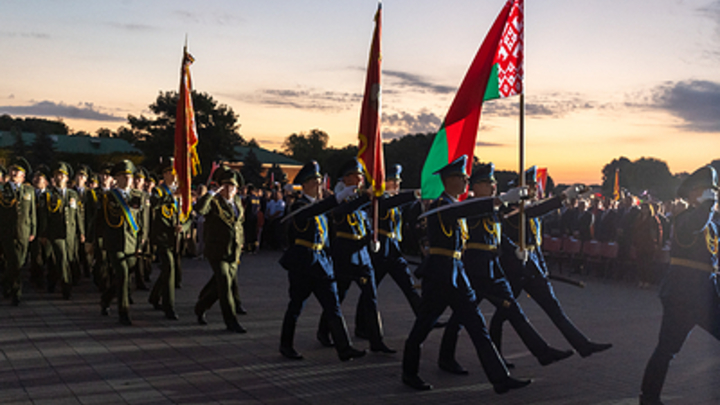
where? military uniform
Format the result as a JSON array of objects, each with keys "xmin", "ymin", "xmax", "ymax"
[
  {"xmin": 355, "ymin": 165, "xmax": 422, "ymax": 338},
  {"xmin": 317, "ymin": 158, "xmax": 395, "ymax": 353},
  {"xmin": 148, "ymin": 159, "xmax": 190, "ymax": 319},
  {"xmin": 99, "ymin": 160, "xmax": 143, "ymax": 325},
  {"xmin": 243, "ymin": 186, "xmax": 261, "ymax": 253},
  {"xmin": 402, "ymin": 156, "xmax": 529, "ymax": 393},
  {"xmin": 640, "ymin": 166, "xmax": 719, "ymax": 405},
  {"xmin": 90, "ymin": 163, "xmax": 114, "ymax": 292},
  {"xmin": 194, "ymin": 168, "xmax": 247, "ymax": 332},
  {"xmin": 278, "ymin": 161, "xmax": 366, "ymax": 361},
  {"xmin": 72, "ymin": 165, "xmax": 92, "ymax": 282},
  {"xmin": 29, "ymin": 165, "xmax": 53, "ymax": 288},
  {"xmin": 38, "ymin": 162, "xmax": 85, "ymax": 299},
  {"xmin": 438, "ymin": 163, "xmax": 573, "ymax": 373},
  {"xmin": 489, "ymin": 166, "xmax": 611, "ymax": 360},
  {"xmin": 130, "ymin": 167, "xmax": 151, "ymax": 290},
  {"xmin": 0, "ymin": 158, "xmax": 36, "ymax": 305}
]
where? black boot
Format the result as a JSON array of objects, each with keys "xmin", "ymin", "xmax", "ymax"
[{"xmin": 493, "ymin": 376, "xmax": 532, "ymax": 394}]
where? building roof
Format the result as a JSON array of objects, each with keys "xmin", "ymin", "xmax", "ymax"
[
  {"xmin": 233, "ymin": 146, "xmax": 301, "ymax": 166},
  {"xmin": 0, "ymin": 132, "xmax": 141, "ymax": 155}
]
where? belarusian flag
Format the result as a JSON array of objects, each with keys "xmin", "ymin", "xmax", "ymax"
[
  {"xmin": 174, "ymin": 45, "xmax": 200, "ymax": 222},
  {"xmin": 421, "ymin": 0, "xmax": 523, "ymax": 199}
]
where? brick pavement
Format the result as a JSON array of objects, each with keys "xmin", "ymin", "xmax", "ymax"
[{"xmin": 1, "ymin": 251, "xmax": 719, "ymax": 404}]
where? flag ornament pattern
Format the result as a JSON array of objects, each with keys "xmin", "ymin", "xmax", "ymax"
[
  {"xmin": 357, "ymin": 3, "xmax": 385, "ymax": 197},
  {"xmin": 174, "ymin": 47, "xmax": 200, "ymax": 222},
  {"xmin": 421, "ymin": 0, "xmax": 523, "ymax": 200}
]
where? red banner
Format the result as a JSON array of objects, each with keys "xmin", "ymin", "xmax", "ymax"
[
  {"xmin": 174, "ymin": 46, "xmax": 200, "ymax": 222},
  {"xmin": 357, "ymin": 3, "xmax": 384, "ymax": 197}
]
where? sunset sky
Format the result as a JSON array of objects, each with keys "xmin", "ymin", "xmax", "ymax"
[{"xmin": 1, "ymin": 0, "xmax": 719, "ymax": 184}]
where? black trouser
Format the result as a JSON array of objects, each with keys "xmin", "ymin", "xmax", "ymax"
[
  {"xmin": 641, "ymin": 296, "xmax": 720, "ymax": 401},
  {"xmin": 490, "ymin": 272, "xmax": 591, "ymax": 354},
  {"xmin": 402, "ymin": 277, "xmax": 509, "ymax": 384},
  {"xmin": 318, "ymin": 266, "xmax": 383, "ymax": 346},
  {"xmin": 355, "ymin": 256, "xmax": 421, "ymax": 336},
  {"xmin": 280, "ymin": 270, "xmax": 353, "ymax": 354},
  {"xmin": 441, "ymin": 274, "xmax": 551, "ymax": 363}
]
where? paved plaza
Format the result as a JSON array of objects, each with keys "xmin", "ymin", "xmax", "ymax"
[{"xmin": 1, "ymin": 250, "xmax": 719, "ymax": 404}]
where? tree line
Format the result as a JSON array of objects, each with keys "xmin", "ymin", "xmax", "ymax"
[{"xmin": 2, "ymin": 89, "xmax": 718, "ymax": 200}]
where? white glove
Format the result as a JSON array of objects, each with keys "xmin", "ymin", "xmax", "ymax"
[
  {"xmin": 498, "ymin": 186, "xmax": 528, "ymax": 205},
  {"xmin": 697, "ymin": 188, "xmax": 718, "ymax": 204},
  {"xmin": 563, "ymin": 184, "xmax": 583, "ymax": 200},
  {"xmin": 336, "ymin": 185, "xmax": 358, "ymax": 203},
  {"xmin": 371, "ymin": 240, "xmax": 381, "ymax": 253},
  {"xmin": 515, "ymin": 247, "xmax": 528, "ymax": 264}
]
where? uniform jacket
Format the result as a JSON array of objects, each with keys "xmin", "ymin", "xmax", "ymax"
[
  {"xmin": 150, "ymin": 184, "xmax": 190, "ymax": 247},
  {"xmin": 374, "ymin": 190, "xmax": 418, "ymax": 262},
  {"xmin": 0, "ymin": 182, "xmax": 36, "ymax": 243},
  {"xmin": 464, "ymin": 208, "xmax": 515, "ymax": 281},
  {"xmin": 501, "ymin": 195, "xmax": 564, "ymax": 279},
  {"xmin": 102, "ymin": 188, "xmax": 143, "ymax": 255},
  {"xmin": 279, "ymin": 194, "xmax": 338, "ymax": 279},
  {"xmin": 195, "ymin": 192, "xmax": 245, "ymax": 263},
  {"xmin": 420, "ymin": 192, "xmax": 495, "ymax": 288},
  {"xmin": 659, "ymin": 201, "xmax": 719, "ymax": 306},
  {"xmin": 38, "ymin": 186, "xmax": 84, "ymax": 242}
]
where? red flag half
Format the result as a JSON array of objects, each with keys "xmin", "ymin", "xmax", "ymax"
[
  {"xmin": 536, "ymin": 167, "xmax": 548, "ymax": 198},
  {"xmin": 357, "ymin": 3, "xmax": 384, "ymax": 197},
  {"xmin": 174, "ymin": 46, "xmax": 200, "ymax": 222}
]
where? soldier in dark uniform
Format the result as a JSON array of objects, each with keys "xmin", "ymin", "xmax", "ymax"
[
  {"xmin": 489, "ymin": 166, "xmax": 612, "ymax": 363},
  {"xmin": 278, "ymin": 160, "xmax": 366, "ymax": 361},
  {"xmin": 38, "ymin": 162, "xmax": 85, "ymax": 299},
  {"xmin": 143, "ymin": 173, "xmax": 158, "ymax": 283},
  {"xmin": 354, "ymin": 164, "xmax": 422, "ymax": 338},
  {"xmin": 99, "ymin": 160, "xmax": 144, "ymax": 326},
  {"xmin": 243, "ymin": 184, "xmax": 261, "ymax": 253},
  {"xmin": 194, "ymin": 168, "xmax": 247, "ymax": 333},
  {"xmin": 148, "ymin": 159, "xmax": 189, "ymax": 320},
  {"xmin": 639, "ymin": 166, "xmax": 719, "ymax": 405},
  {"xmin": 91, "ymin": 163, "xmax": 115, "ymax": 292},
  {"xmin": 401, "ymin": 155, "xmax": 531, "ymax": 393},
  {"xmin": 0, "ymin": 158, "xmax": 36, "ymax": 305},
  {"xmin": 316, "ymin": 158, "xmax": 396, "ymax": 354},
  {"xmin": 437, "ymin": 163, "xmax": 573, "ymax": 375},
  {"xmin": 72, "ymin": 164, "xmax": 92, "ymax": 281},
  {"xmin": 29, "ymin": 165, "xmax": 52, "ymax": 288},
  {"xmin": 131, "ymin": 166, "xmax": 151, "ymax": 291}
]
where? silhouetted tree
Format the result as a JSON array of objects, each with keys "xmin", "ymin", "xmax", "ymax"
[
  {"xmin": 240, "ymin": 148, "xmax": 264, "ymax": 188},
  {"xmin": 128, "ymin": 90, "xmax": 246, "ymax": 182}
]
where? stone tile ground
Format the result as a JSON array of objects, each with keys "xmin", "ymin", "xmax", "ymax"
[{"xmin": 1, "ymin": 251, "xmax": 719, "ymax": 404}]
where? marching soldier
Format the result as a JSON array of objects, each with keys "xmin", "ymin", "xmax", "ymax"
[
  {"xmin": 131, "ymin": 166, "xmax": 151, "ymax": 290},
  {"xmin": 194, "ymin": 167, "xmax": 247, "ymax": 333},
  {"xmin": 99, "ymin": 160, "xmax": 143, "ymax": 325},
  {"xmin": 354, "ymin": 164, "xmax": 422, "ymax": 338},
  {"xmin": 316, "ymin": 158, "xmax": 395, "ymax": 354},
  {"xmin": 401, "ymin": 155, "xmax": 530, "ymax": 393},
  {"xmin": 91, "ymin": 163, "xmax": 115, "ymax": 292},
  {"xmin": 640, "ymin": 166, "xmax": 719, "ymax": 405},
  {"xmin": 0, "ymin": 158, "xmax": 36, "ymax": 306},
  {"xmin": 243, "ymin": 184, "xmax": 261, "ymax": 253},
  {"xmin": 148, "ymin": 159, "xmax": 189, "ymax": 320},
  {"xmin": 489, "ymin": 166, "xmax": 612, "ymax": 363},
  {"xmin": 29, "ymin": 165, "xmax": 52, "ymax": 288},
  {"xmin": 72, "ymin": 164, "xmax": 92, "ymax": 281},
  {"xmin": 38, "ymin": 162, "xmax": 85, "ymax": 299},
  {"xmin": 278, "ymin": 160, "xmax": 366, "ymax": 361},
  {"xmin": 437, "ymin": 163, "xmax": 573, "ymax": 375}
]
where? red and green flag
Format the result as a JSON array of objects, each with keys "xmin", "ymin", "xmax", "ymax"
[
  {"xmin": 174, "ymin": 45, "xmax": 200, "ymax": 222},
  {"xmin": 357, "ymin": 2, "xmax": 384, "ymax": 197},
  {"xmin": 421, "ymin": 0, "xmax": 523, "ymax": 199}
]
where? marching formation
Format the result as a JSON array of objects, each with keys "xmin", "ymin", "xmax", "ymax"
[{"xmin": 1, "ymin": 154, "xmax": 718, "ymax": 405}]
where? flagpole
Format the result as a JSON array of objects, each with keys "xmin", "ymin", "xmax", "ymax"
[{"xmin": 519, "ymin": 93, "xmax": 526, "ymax": 250}]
